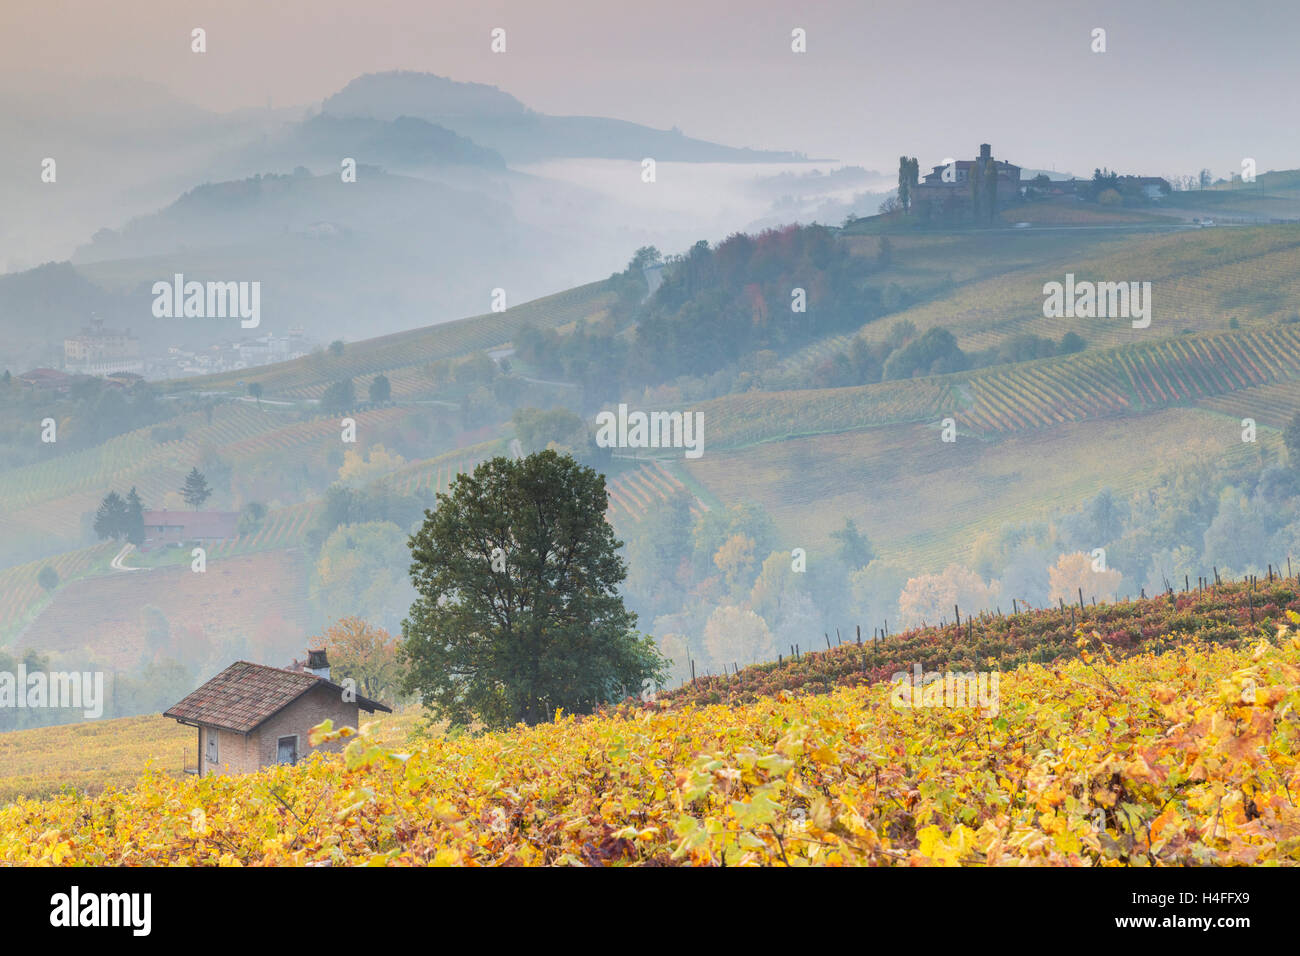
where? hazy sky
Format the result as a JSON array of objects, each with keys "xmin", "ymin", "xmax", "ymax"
[{"xmin": 1, "ymin": 0, "xmax": 1296, "ymax": 178}]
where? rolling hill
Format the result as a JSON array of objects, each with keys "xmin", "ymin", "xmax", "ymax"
[
  {"xmin": 7, "ymin": 211, "xmax": 1300, "ymax": 739},
  {"xmin": 321, "ymin": 71, "xmax": 809, "ymax": 164}
]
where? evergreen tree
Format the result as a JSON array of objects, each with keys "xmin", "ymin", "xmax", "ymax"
[
  {"xmin": 181, "ymin": 468, "xmax": 212, "ymax": 510},
  {"xmin": 369, "ymin": 374, "xmax": 391, "ymax": 404},
  {"xmin": 899, "ymin": 157, "xmax": 919, "ymax": 212},
  {"xmin": 93, "ymin": 491, "xmax": 129, "ymax": 540},
  {"xmin": 322, "ymin": 378, "xmax": 356, "ymax": 413},
  {"xmin": 125, "ymin": 487, "xmax": 146, "ymax": 546}
]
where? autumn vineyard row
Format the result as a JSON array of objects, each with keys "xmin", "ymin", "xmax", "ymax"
[
  {"xmin": 3, "ymin": 621, "xmax": 1298, "ymax": 865},
  {"xmin": 655, "ymin": 580, "xmax": 1299, "ymax": 709}
]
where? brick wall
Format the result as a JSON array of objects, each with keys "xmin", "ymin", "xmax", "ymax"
[{"xmin": 201, "ymin": 683, "xmax": 362, "ymax": 776}]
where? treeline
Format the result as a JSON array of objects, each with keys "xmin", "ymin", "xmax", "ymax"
[
  {"xmin": 0, "ymin": 647, "xmax": 194, "ymax": 732},
  {"xmin": 515, "ymin": 226, "xmax": 899, "ymax": 402},
  {"xmin": 0, "ymin": 375, "xmax": 184, "ymax": 470},
  {"xmin": 809, "ymin": 321, "xmax": 1086, "ymax": 388}
]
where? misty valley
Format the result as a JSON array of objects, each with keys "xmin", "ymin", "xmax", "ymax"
[{"xmin": 0, "ymin": 4, "xmax": 1298, "ymax": 896}]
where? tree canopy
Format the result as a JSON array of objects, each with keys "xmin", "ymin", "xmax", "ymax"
[
  {"xmin": 401, "ymin": 450, "xmax": 666, "ymax": 728},
  {"xmin": 181, "ymin": 468, "xmax": 212, "ymax": 510}
]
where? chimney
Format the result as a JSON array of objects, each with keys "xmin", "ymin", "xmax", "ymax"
[
  {"xmin": 306, "ymin": 648, "xmax": 330, "ymax": 680},
  {"xmin": 980, "ymin": 143, "xmax": 991, "ymax": 160}
]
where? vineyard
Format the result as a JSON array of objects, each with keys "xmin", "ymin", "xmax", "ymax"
[
  {"xmin": 2, "ymin": 621, "xmax": 1297, "ymax": 864},
  {"xmin": 827, "ymin": 224, "xmax": 1300, "ymax": 360},
  {"xmin": 690, "ymin": 324, "xmax": 1300, "ymax": 453},
  {"xmin": 0, "ymin": 543, "xmax": 116, "ymax": 642},
  {"xmin": 700, "ymin": 378, "xmax": 958, "ymax": 450},
  {"xmin": 658, "ymin": 579, "xmax": 1297, "ymax": 708},
  {"xmin": 207, "ymin": 501, "xmax": 317, "ymax": 558},
  {"xmin": 221, "ymin": 405, "xmax": 418, "ymax": 464},
  {"xmin": 961, "ymin": 325, "xmax": 1300, "ymax": 434},
  {"xmin": 0, "ymin": 715, "xmax": 191, "ymax": 804},
  {"xmin": 0, "ymin": 402, "xmax": 430, "ymax": 557},
  {"xmin": 685, "ymin": 407, "xmax": 1270, "ymax": 571},
  {"xmin": 605, "ymin": 460, "xmax": 706, "ymax": 528},
  {"xmin": 0, "ymin": 402, "xmax": 298, "ymax": 546},
  {"xmin": 0, "ymin": 709, "xmax": 422, "ymax": 805},
  {"xmin": 1198, "ymin": 379, "xmax": 1300, "ymax": 429},
  {"xmin": 384, "ymin": 441, "xmax": 503, "ymax": 499}
]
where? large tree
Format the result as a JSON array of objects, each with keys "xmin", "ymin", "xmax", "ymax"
[
  {"xmin": 93, "ymin": 491, "xmax": 129, "ymax": 540},
  {"xmin": 401, "ymin": 450, "xmax": 666, "ymax": 728},
  {"xmin": 181, "ymin": 467, "xmax": 212, "ymax": 510},
  {"xmin": 322, "ymin": 378, "xmax": 356, "ymax": 414},
  {"xmin": 316, "ymin": 617, "xmax": 402, "ymax": 703},
  {"xmin": 124, "ymin": 487, "xmax": 145, "ymax": 546},
  {"xmin": 897, "ymin": 156, "xmax": 918, "ymax": 212}
]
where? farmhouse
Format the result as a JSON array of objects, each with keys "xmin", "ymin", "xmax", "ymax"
[
  {"xmin": 140, "ymin": 509, "xmax": 238, "ymax": 550},
  {"xmin": 164, "ymin": 650, "xmax": 392, "ymax": 775}
]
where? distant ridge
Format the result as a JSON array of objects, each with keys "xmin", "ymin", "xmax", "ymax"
[{"xmin": 322, "ymin": 71, "xmax": 810, "ymax": 164}]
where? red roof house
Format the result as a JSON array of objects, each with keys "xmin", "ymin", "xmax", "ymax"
[
  {"xmin": 141, "ymin": 509, "xmax": 239, "ymax": 550},
  {"xmin": 164, "ymin": 653, "xmax": 392, "ymax": 775}
]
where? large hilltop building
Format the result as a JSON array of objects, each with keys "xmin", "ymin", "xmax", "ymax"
[
  {"xmin": 63, "ymin": 317, "xmax": 142, "ymax": 376},
  {"xmin": 912, "ymin": 144, "xmax": 1020, "ymax": 223}
]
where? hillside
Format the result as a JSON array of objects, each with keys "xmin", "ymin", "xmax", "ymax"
[
  {"xmin": 14, "ymin": 549, "xmax": 315, "ymax": 672},
  {"xmin": 8, "ymin": 216, "xmax": 1300, "ymax": 738},
  {"xmin": 2, "ymin": 618, "xmax": 1297, "ymax": 865},
  {"xmin": 656, "ymin": 578, "xmax": 1298, "ymax": 707},
  {"xmin": 321, "ymin": 71, "xmax": 809, "ymax": 164},
  {"xmin": 180, "ymin": 277, "xmax": 618, "ymax": 397}
]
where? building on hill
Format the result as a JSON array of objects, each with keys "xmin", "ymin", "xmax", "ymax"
[
  {"xmin": 63, "ymin": 317, "xmax": 142, "ymax": 376},
  {"xmin": 140, "ymin": 509, "xmax": 238, "ymax": 551},
  {"xmin": 164, "ymin": 651, "xmax": 391, "ymax": 775},
  {"xmin": 913, "ymin": 144, "xmax": 1021, "ymax": 223}
]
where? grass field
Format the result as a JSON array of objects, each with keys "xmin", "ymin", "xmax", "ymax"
[
  {"xmin": 684, "ymin": 406, "xmax": 1279, "ymax": 572},
  {"xmin": 788, "ymin": 226, "xmax": 1300, "ymax": 377}
]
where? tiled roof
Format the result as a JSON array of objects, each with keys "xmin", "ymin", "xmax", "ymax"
[
  {"xmin": 164, "ymin": 661, "xmax": 390, "ymax": 734},
  {"xmin": 142, "ymin": 510, "xmax": 239, "ymax": 538}
]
